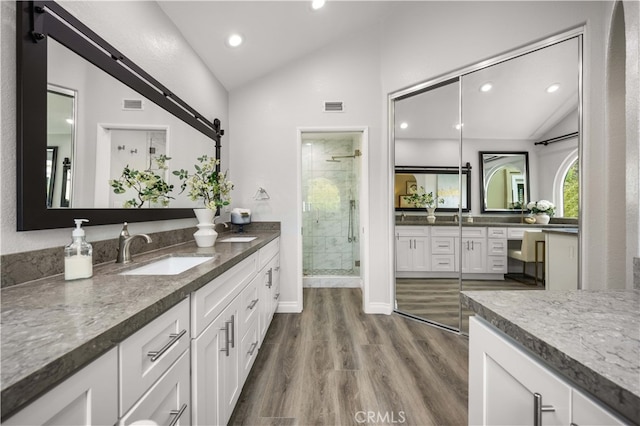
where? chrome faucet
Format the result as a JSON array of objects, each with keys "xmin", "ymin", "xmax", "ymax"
[
  {"xmin": 214, "ymin": 216, "xmax": 229, "ymax": 229},
  {"xmin": 116, "ymin": 222, "xmax": 152, "ymax": 264}
]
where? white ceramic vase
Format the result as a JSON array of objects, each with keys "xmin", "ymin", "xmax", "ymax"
[
  {"xmin": 193, "ymin": 208, "xmax": 218, "ymax": 247},
  {"xmin": 426, "ymin": 207, "xmax": 437, "ymax": 223},
  {"xmin": 535, "ymin": 213, "xmax": 550, "ymax": 225}
]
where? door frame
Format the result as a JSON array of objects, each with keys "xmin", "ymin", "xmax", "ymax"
[{"xmin": 296, "ymin": 126, "xmax": 370, "ymax": 313}]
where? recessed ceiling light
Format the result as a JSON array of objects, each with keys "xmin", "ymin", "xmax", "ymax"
[
  {"xmin": 480, "ymin": 83, "xmax": 493, "ymax": 92},
  {"xmin": 400, "ymin": 122, "xmax": 408, "ymax": 129},
  {"xmin": 312, "ymin": 0, "xmax": 326, "ymax": 10},
  {"xmin": 455, "ymin": 123, "xmax": 464, "ymax": 130},
  {"xmin": 227, "ymin": 34, "xmax": 243, "ymax": 48},
  {"xmin": 546, "ymin": 83, "xmax": 560, "ymax": 93}
]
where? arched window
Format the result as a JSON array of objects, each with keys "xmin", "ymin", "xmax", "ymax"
[{"xmin": 554, "ymin": 150, "xmax": 579, "ymax": 217}]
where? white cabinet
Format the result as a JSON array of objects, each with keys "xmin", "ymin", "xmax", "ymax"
[
  {"xmin": 469, "ymin": 316, "xmax": 625, "ymax": 425},
  {"xmin": 119, "ymin": 350, "xmax": 191, "ymax": 426},
  {"xmin": 3, "ymin": 349, "xmax": 118, "ymax": 426},
  {"xmin": 395, "ymin": 227, "xmax": 430, "ymax": 273},
  {"xmin": 192, "ymin": 295, "xmax": 241, "ymax": 426},
  {"xmin": 119, "ymin": 298, "xmax": 190, "ymax": 416},
  {"xmin": 545, "ymin": 231, "xmax": 579, "ymax": 290},
  {"xmin": 487, "ymin": 227, "xmax": 508, "ymax": 274},
  {"xmin": 191, "ymin": 237, "xmax": 280, "ymax": 426},
  {"xmin": 461, "ymin": 238, "xmax": 486, "ymax": 273}
]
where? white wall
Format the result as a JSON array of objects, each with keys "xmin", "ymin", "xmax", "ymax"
[
  {"xmin": 229, "ymin": 27, "xmax": 382, "ymax": 312},
  {"xmin": 1, "ymin": 1, "xmax": 228, "ymax": 254},
  {"xmin": 229, "ymin": 1, "xmax": 629, "ymax": 313}
]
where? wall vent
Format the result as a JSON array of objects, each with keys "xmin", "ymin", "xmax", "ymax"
[
  {"xmin": 122, "ymin": 99, "xmax": 144, "ymax": 111},
  {"xmin": 323, "ymin": 101, "xmax": 344, "ymax": 113}
]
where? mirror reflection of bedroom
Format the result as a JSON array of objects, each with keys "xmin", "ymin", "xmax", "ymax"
[{"xmin": 393, "ymin": 35, "xmax": 580, "ymax": 333}]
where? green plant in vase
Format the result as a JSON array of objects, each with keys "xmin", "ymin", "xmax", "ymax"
[{"xmin": 110, "ymin": 155, "xmax": 174, "ymax": 208}]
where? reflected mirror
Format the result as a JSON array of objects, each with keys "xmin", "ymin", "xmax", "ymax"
[
  {"xmin": 394, "ymin": 166, "xmax": 470, "ymax": 212},
  {"xmin": 479, "ymin": 152, "xmax": 529, "ymax": 212},
  {"xmin": 16, "ymin": 1, "xmax": 222, "ymax": 230}
]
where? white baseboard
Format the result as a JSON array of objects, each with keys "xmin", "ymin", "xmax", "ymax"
[
  {"xmin": 363, "ymin": 302, "xmax": 393, "ymax": 315},
  {"xmin": 276, "ymin": 301, "xmax": 302, "ymax": 313}
]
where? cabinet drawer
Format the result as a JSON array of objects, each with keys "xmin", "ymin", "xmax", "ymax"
[
  {"xmin": 487, "ymin": 239, "xmax": 507, "ymax": 255},
  {"xmin": 120, "ymin": 350, "xmax": 191, "ymax": 426},
  {"xmin": 431, "ymin": 226, "xmax": 458, "ymax": 237},
  {"xmin": 192, "ymin": 253, "xmax": 258, "ymax": 337},
  {"xmin": 571, "ymin": 388, "xmax": 626, "ymax": 425},
  {"xmin": 462, "ymin": 227, "xmax": 486, "ymax": 238},
  {"xmin": 488, "ymin": 227, "xmax": 507, "ymax": 238},
  {"xmin": 240, "ymin": 274, "xmax": 260, "ymax": 338},
  {"xmin": 507, "ymin": 228, "xmax": 528, "ymax": 240},
  {"xmin": 240, "ymin": 318, "xmax": 260, "ymax": 383},
  {"xmin": 431, "ymin": 255, "xmax": 455, "ymax": 271},
  {"xmin": 487, "ymin": 257, "xmax": 508, "ymax": 273},
  {"xmin": 396, "ymin": 226, "xmax": 429, "ymax": 237},
  {"xmin": 432, "ymin": 237, "xmax": 454, "ymax": 254},
  {"xmin": 119, "ymin": 298, "xmax": 190, "ymax": 416},
  {"xmin": 259, "ymin": 238, "xmax": 279, "ymax": 270}
]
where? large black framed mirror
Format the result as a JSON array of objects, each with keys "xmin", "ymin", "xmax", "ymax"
[
  {"xmin": 478, "ymin": 151, "xmax": 530, "ymax": 213},
  {"xmin": 394, "ymin": 165, "xmax": 471, "ymax": 212},
  {"xmin": 16, "ymin": 1, "xmax": 223, "ymax": 230}
]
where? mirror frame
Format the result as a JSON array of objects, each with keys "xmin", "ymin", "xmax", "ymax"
[
  {"xmin": 394, "ymin": 166, "xmax": 471, "ymax": 213},
  {"xmin": 479, "ymin": 151, "xmax": 530, "ymax": 214},
  {"xmin": 16, "ymin": 1, "xmax": 223, "ymax": 230}
]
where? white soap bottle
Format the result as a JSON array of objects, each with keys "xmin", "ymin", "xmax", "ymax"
[{"xmin": 64, "ymin": 219, "xmax": 93, "ymax": 280}]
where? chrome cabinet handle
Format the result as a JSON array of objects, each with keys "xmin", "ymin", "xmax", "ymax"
[
  {"xmin": 275, "ymin": 266, "xmax": 280, "ymax": 271},
  {"xmin": 266, "ymin": 268, "xmax": 273, "ymax": 288},
  {"xmin": 274, "ymin": 292, "xmax": 280, "ymax": 300},
  {"xmin": 247, "ymin": 341, "xmax": 258, "ymax": 356},
  {"xmin": 466, "ymin": 241, "xmax": 470, "ymax": 250},
  {"xmin": 248, "ymin": 298, "xmax": 259, "ymax": 310},
  {"xmin": 471, "ymin": 240, "xmax": 475, "ymax": 250},
  {"xmin": 168, "ymin": 403, "xmax": 188, "ymax": 426},
  {"xmin": 230, "ymin": 315, "xmax": 235, "ymax": 348},
  {"xmin": 147, "ymin": 329, "xmax": 187, "ymax": 362},
  {"xmin": 220, "ymin": 321, "xmax": 230, "ymax": 356},
  {"xmin": 533, "ymin": 393, "xmax": 555, "ymax": 426}
]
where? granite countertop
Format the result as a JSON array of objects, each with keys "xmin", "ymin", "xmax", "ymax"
[
  {"xmin": 461, "ymin": 289, "xmax": 640, "ymax": 423},
  {"xmin": 0, "ymin": 230, "xmax": 279, "ymax": 420}
]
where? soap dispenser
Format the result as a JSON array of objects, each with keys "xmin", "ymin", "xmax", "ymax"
[{"xmin": 64, "ymin": 219, "xmax": 93, "ymax": 280}]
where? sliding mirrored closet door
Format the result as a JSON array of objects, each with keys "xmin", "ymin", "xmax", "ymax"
[
  {"xmin": 392, "ymin": 33, "xmax": 582, "ymax": 333},
  {"xmin": 393, "ymin": 78, "xmax": 463, "ymax": 330}
]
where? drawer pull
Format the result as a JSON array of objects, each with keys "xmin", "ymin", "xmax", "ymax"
[
  {"xmin": 274, "ymin": 293, "xmax": 280, "ymax": 300},
  {"xmin": 533, "ymin": 393, "xmax": 555, "ymax": 426},
  {"xmin": 230, "ymin": 315, "xmax": 235, "ymax": 348},
  {"xmin": 275, "ymin": 266, "xmax": 280, "ymax": 271},
  {"xmin": 248, "ymin": 298, "xmax": 259, "ymax": 310},
  {"xmin": 247, "ymin": 341, "xmax": 258, "ymax": 356},
  {"xmin": 266, "ymin": 268, "xmax": 273, "ymax": 288},
  {"xmin": 169, "ymin": 403, "xmax": 188, "ymax": 426},
  {"xmin": 147, "ymin": 329, "xmax": 187, "ymax": 362},
  {"xmin": 220, "ymin": 320, "xmax": 231, "ymax": 356}
]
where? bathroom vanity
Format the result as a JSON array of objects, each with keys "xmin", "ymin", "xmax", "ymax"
[
  {"xmin": 0, "ymin": 231, "xmax": 280, "ymax": 425},
  {"xmin": 462, "ymin": 290, "xmax": 639, "ymax": 424}
]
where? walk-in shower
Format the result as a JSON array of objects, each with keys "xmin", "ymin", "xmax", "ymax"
[{"xmin": 301, "ymin": 133, "xmax": 362, "ymax": 287}]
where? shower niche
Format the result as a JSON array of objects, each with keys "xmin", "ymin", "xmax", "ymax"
[{"xmin": 301, "ymin": 132, "xmax": 362, "ymax": 287}]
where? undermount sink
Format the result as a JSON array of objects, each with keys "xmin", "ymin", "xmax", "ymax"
[
  {"xmin": 120, "ymin": 255, "xmax": 215, "ymax": 276},
  {"xmin": 218, "ymin": 236, "xmax": 257, "ymax": 243}
]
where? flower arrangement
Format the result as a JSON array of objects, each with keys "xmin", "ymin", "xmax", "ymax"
[
  {"xmin": 403, "ymin": 186, "xmax": 444, "ymax": 209},
  {"xmin": 173, "ymin": 155, "xmax": 234, "ymax": 210},
  {"xmin": 110, "ymin": 155, "xmax": 174, "ymax": 208},
  {"xmin": 527, "ymin": 200, "xmax": 556, "ymax": 216}
]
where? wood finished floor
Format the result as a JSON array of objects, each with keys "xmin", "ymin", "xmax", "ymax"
[
  {"xmin": 229, "ymin": 288, "xmax": 469, "ymax": 426},
  {"xmin": 395, "ymin": 278, "xmax": 542, "ymax": 332}
]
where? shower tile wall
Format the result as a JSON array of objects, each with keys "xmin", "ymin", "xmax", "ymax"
[{"xmin": 302, "ymin": 138, "xmax": 360, "ymax": 276}]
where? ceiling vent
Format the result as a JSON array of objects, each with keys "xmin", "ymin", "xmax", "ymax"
[
  {"xmin": 122, "ymin": 99, "xmax": 144, "ymax": 111},
  {"xmin": 323, "ymin": 101, "xmax": 344, "ymax": 113}
]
